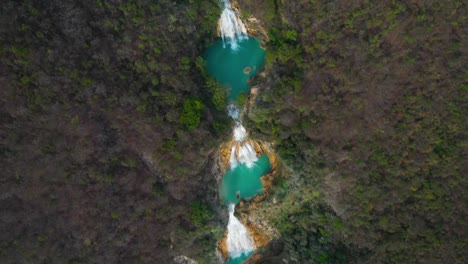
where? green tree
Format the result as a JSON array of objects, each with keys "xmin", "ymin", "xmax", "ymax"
[
  {"xmin": 189, "ymin": 201, "xmax": 212, "ymax": 226},
  {"xmin": 179, "ymin": 97, "xmax": 205, "ymax": 132}
]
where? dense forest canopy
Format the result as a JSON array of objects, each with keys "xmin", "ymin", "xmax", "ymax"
[{"xmin": 1, "ymin": 0, "xmax": 466, "ymax": 263}]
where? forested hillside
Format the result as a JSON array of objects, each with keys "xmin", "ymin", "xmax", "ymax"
[
  {"xmin": 240, "ymin": 0, "xmax": 467, "ymax": 262},
  {"xmin": 1, "ymin": 0, "xmax": 466, "ymax": 263},
  {"xmin": 1, "ymin": 0, "xmax": 226, "ymax": 263}
]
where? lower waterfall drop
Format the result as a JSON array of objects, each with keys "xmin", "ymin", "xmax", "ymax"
[{"xmin": 226, "ymin": 204, "xmax": 254, "ymax": 262}]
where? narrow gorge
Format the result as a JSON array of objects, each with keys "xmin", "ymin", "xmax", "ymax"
[
  {"xmin": 2, "ymin": 0, "xmax": 464, "ymax": 263},
  {"xmin": 204, "ymin": 1, "xmax": 277, "ymax": 263}
]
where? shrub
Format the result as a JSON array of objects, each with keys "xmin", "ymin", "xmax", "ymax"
[
  {"xmin": 179, "ymin": 97, "xmax": 205, "ymax": 132},
  {"xmin": 189, "ymin": 201, "xmax": 212, "ymax": 226}
]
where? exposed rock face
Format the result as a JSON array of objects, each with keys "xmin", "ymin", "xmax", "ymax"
[
  {"xmin": 245, "ymin": 220, "xmax": 270, "ymax": 249},
  {"xmin": 230, "ymin": 0, "xmax": 269, "ymax": 43},
  {"xmin": 219, "ymin": 146, "xmax": 232, "ymax": 171},
  {"xmin": 262, "ymin": 152, "xmax": 278, "ymax": 193},
  {"xmin": 172, "ymin": 255, "xmax": 198, "ymax": 264},
  {"xmin": 244, "ymin": 239, "xmax": 285, "ymax": 264},
  {"xmin": 218, "ymin": 232, "xmax": 229, "ymax": 260}
]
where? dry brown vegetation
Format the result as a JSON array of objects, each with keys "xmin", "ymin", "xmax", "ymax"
[
  {"xmin": 242, "ymin": 0, "xmax": 466, "ymax": 263},
  {"xmin": 0, "ymin": 0, "xmax": 466, "ymax": 263}
]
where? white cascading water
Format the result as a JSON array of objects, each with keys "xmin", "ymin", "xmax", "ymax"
[
  {"xmin": 230, "ymin": 123, "xmax": 258, "ymax": 168},
  {"xmin": 229, "ymin": 144, "xmax": 239, "ymax": 169},
  {"xmin": 218, "ymin": 3, "xmax": 256, "ymax": 261},
  {"xmin": 226, "ymin": 204, "xmax": 255, "ymax": 258},
  {"xmin": 233, "ymin": 122, "xmax": 247, "ymax": 141},
  {"xmin": 227, "ymin": 103, "xmax": 239, "ymax": 120},
  {"xmin": 219, "ymin": 0, "xmax": 247, "ymax": 50},
  {"xmin": 235, "ymin": 142, "xmax": 258, "ymax": 168}
]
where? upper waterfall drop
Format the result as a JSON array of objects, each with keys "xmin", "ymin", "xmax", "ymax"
[
  {"xmin": 219, "ymin": 0, "xmax": 248, "ymax": 50},
  {"xmin": 227, "ymin": 104, "xmax": 240, "ymax": 120},
  {"xmin": 226, "ymin": 204, "xmax": 255, "ymax": 259},
  {"xmin": 233, "ymin": 123, "xmax": 247, "ymax": 142}
]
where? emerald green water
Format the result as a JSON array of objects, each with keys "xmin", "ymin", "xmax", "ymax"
[
  {"xmin": 206, "ymin": 36, "xmax": 268, "ymax": 264},
  {"xmin": 204, "ymin": 37, "xmax": 266, "ymax": 101},
  {"xmin": 221, "ymin": 154, "xmax": 271, "ymax": 204},
  {"xmin": 227, "ymin": 251, "xmax": 254, "ymax": 264}
]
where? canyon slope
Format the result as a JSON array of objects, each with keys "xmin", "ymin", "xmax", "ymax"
[{"xmin": 1, "ymin": 0, "xmax": 466, "ymax": 263}]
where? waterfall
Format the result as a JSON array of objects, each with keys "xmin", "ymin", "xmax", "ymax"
[
  {"xmin": 210, "ymin": 2, "xmax": 268, "ymax": 263},
  {"xmin": 219, "ymin": 0, "xmax": 247, "ymax": 50},
  {"xmin": 226, "ymin": 204, "xmax": 255, "ymax": 258},
  {"xmin": 230, "ymin": 123, "xmax": 258, "ymax": 168},
  {"xmin": 233, "ymin": 123, "xmax": 247, "ymax": 141},
  {"xmin": 235, "ymin": 142, "xmax": 258, "ymax": 168},
  {"xmin": 229, "ymin": 145, "xmax": 239, "ymax": 169}
]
